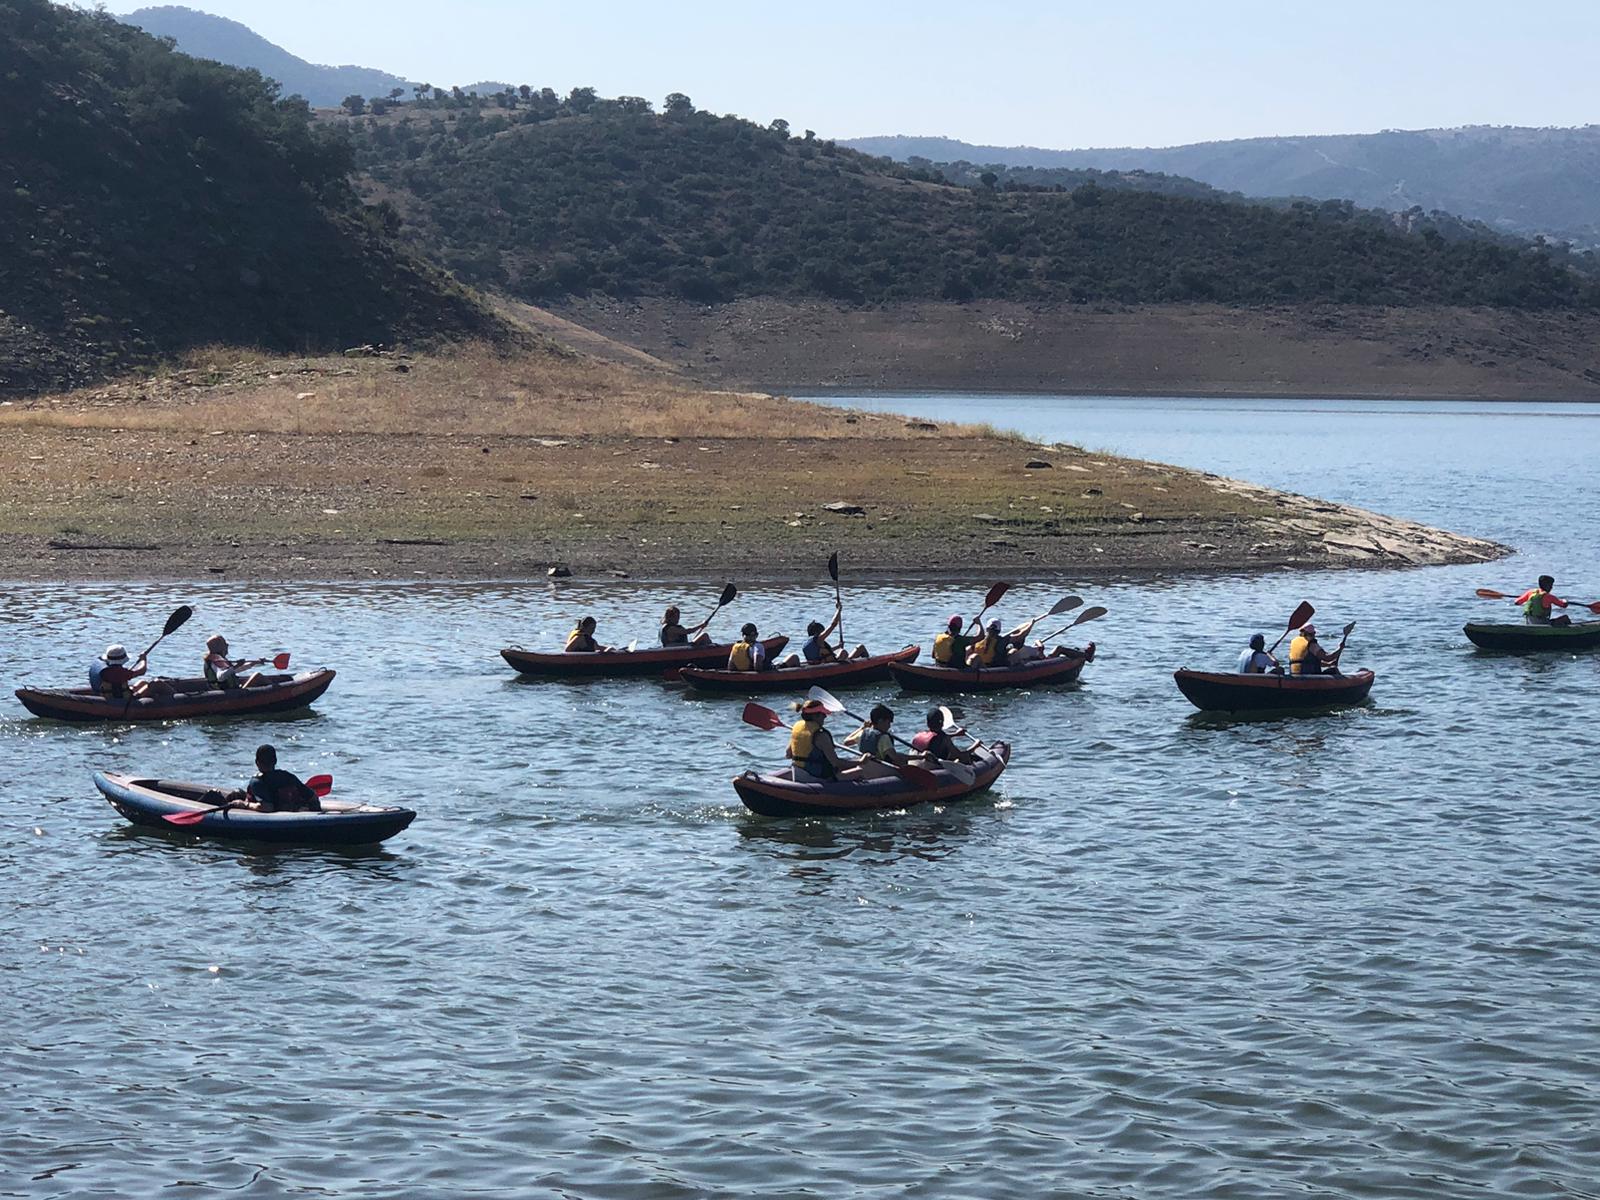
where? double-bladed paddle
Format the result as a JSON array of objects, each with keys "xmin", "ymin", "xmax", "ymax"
[
  {"xmin": 1268, "ymin": 601, "xmax": 1316, "ymax": 654},
  {"xmin": 969, "ymin": 581, "xmax": 1011, "ymax": 632},
  {"xmin": 805, "ymin": 687, "xmax": 969, "ymax": 787},
  {"xmin": 689, "ymin": 582, "xmax": 738, "ymax": 638},
  {"xmin": 827, "ymin": 553, "xmax": 846, "ymax": 655},
  {"xmin": 936, "ymin": 704, "xmax": 992, "ymax": 759},
  {"xmin": 1012, "ymin": 595, "xmax": 1082, "ymax": 637},
  {"xmin": 162, "ymin": 773, "xmax": 333, "ymax": 826},
  {"xmin": 1037, "ymin": 605, "xmax": 1108, "ymax": 645},
  {"xmin": 1476, "ymin": 587, "xmax": 1600, "ymax": 614},
  {"xmin": 120, "ymin": 605, "xmax": 194, "ymax": 715}
]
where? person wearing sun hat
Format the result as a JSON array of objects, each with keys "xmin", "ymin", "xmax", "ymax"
[
  {"xmin": 787, "ymin": 697, "xmax": 846, "ymax": 780},
  {"xmin": 1288, "ymin": 623, "xmax": 1341, "ymax": 677},
  {"xmin": 89, "ymin": 644, "xmax": 148, "ymax": 699}
]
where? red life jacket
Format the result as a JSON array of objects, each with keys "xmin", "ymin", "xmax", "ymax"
[{"xmin": 911, "ymin": 730, "xmax": 936, "ymax": 751}]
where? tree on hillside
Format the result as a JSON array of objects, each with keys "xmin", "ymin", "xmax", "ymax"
[
  {"xmin": 389, "ymin": 87, "xmax": 406, "ymax": 102},
  {"xmin": 342, "ymin": 94, "xmax": 366, "ymax": 116},
  {"xmin": 770, "ymin": 118, "xmax": 791, "ymax": 138},
  {"xmin": 568, "ymin": 86, "xmax": 598, "ymax": 113},
  {"xmin": 413, "ymin": 82, "xmax": 431, "ymax": 103},
  {"xmin": 664, "ymin": 92, "xmax": 695, "ymax": 118}
]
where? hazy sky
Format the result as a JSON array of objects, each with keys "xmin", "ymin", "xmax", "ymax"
[{"xmin": 107, "ymin": 1, "xmax": 1600, "ymax": 148}]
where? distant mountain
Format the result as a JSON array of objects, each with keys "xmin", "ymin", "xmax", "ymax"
[
  {"xmin": 845, "ymin": 128, "xmax": 1600, "ymax": 249},
  {"xmin": 1, "ymin": 0, "xmax": 494, "ymax": 392},
  {"xmin": 122, "ymin": 6, "xmax": 415, "ymax": 107}
]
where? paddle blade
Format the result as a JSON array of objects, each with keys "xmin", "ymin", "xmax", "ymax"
[
  {"xmin": 741, "ymin": 702, "xmax": 787, "ymax": 732},
  {"xmin": 306, "ymin": 774, "xmax": 333, "ymax": 797},
  {"xmin": 1072, "ymin": 605, "xmax": 1108, "ymax": 627},
  {"xmin": 1475, "ymin": 588, "xmax": 1508, "ymax": 600},
  {"xmin": 982, "ymin": 581, "xmax": 1010, "ymax": 609},
  {"xmin": 1585, "ymin": 601, "xmax": 1600, "ymax": 615},
  {"xmin": 163, "ymin": 807, "xmax": 215, "ymax": 826},
  {"xmin": 937, "ymin": 705, "xmax": 959, "ymax": 731},
  {"xmin": 271, "ymin": 652, "xmax": 291, "ymax": 670},
  {"xmin": 718, "ymin": 582, "xmax": 737, "ymax": 607},
  {"xmin": 161, "ymin": 605, "xmax": 195, "ymax": 637},
  {"xmin": 1341, "ymin": 621, "xmax": 1357, "ymax": 637},
  {"xmin": 1048, "ymin": 595, "xmax": 1083, "ymax": 618},
  {"xmin": 626, "ymin": 639, "xmax": 638, "ymax": 653},
  {"xmin": 1285, "ymin": 600, "xmax": 1314, "ymax": 631},
  {"xmin": 827, "ymin": 552, "xmax": 840, "ymax": 582},
  {"xmin": 805, "ymin": 685, "xmax": 846, "ymax": 713}
]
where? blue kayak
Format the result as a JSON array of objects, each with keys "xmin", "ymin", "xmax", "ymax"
[{"xmin": 93, "ymin": 772, "xmax": 416, "ymax": 846}]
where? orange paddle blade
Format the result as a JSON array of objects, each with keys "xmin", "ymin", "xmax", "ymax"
[{"xmin": 741, "ymin": 703, "xmax": 786, "ymax": 732}]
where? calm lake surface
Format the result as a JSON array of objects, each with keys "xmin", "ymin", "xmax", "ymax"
[{"xmin": 5, "ymin": 395, "xmax": 1600, "ymax": 1198}]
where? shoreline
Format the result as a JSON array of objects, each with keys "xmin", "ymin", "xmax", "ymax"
[{"xmin": 786, "ymin": 384, "xmax": 1600, "ymax": 405}]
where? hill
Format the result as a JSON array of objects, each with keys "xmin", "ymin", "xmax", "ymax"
[
  {"xmin": 845, "ymin": 128, "xmax": 1600, "ymax": 250},
  {"xmin": 0, "ymin": 0, "xmax": 496, "ymax": 393},
  {"xmin": 121, "ymin": 6, "xmax": 414, "ymax": 108},
  {"xmin": 338, "ymin": 96, "xmax": 1600, "ymax": 311}
]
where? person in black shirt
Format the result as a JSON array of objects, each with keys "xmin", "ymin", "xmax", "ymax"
[{"xmin": 244, "ymin": 744, "xmax": 321, "ymax": 812}]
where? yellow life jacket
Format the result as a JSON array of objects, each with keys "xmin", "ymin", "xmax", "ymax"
[
  {"xmin": 933, "ymin": 631, "xmax": 958, "ymax": 666},
  {"xmin": 729, "ymin": 639, "xmax": 755, "ymax": 671},
  {"xmin": 973, "ymin": 635, "xmax": 999, "ymax": 666},
  {"xmin": 1288, "ymin": 635, "xmax": 1311, "ymax": 675},
  {"xmin": 566, "ymin": 628, "xmax": 596, "ymax": 652},
  {"xmin": 787, "ymin": 719, "xmax": 815, "ymax": 762}
]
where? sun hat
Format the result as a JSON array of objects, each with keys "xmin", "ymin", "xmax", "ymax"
[
  {"xmin": 101, "ymin": 644, "xmax": 129, "ymax": 664},
  {"xmin": 801, "ymin": 699, "xmax": 827, "ymax": 715}
]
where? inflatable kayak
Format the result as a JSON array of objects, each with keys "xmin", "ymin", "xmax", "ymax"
[
  {"xmin": 888, "ymin": 645, "xmax": 1093, "ymax": 692},
  {"xmin": 500, "ymin": 636, "xmax": 788, "ymax": 678},
  {"xmin": 677, "ymin": 646, "xmax": 921, "ymax": 692},
  {"xmin": 1173, "ymin": 668, "xmax": 1376, "ymax": 713},
  {"xmin": 734, "ymin": 743, "xmax": 1011, "ymax": 817},
  {"xmin": 16, "ymin": 670, "xmax": 335, "ymax": 722},
  {"xmin": 1463, "ymin": 622, "xmax": 1600, "ymax": 653},
  {"xmin": 93, "ymin": 773, "xmax": 415, "ymax": 846}
]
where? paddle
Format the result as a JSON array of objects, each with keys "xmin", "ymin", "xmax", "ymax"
[
  {"xmin": 827, "ymin": 553, "xmax": 846, "ymax": 655},
  {"xmin": 688, "ymin": 582, "xmax": 738, "ymax": 638},
  {"xmin": 1330, "ymin": 620, "xmax": 1356, "ymax": 663},
  {"xmin": 120, "ymin": 605, "xmax": 193, "ymax": 715},
  {"xmin": 1011, "ymin": 595, "xmax": 1082, "ymax": 637},
  {"xmin": 804, "ymin": 687, "xmax": 967, "ymax": 787},
  {"xmin": 163, "ymin": 773, "xmax": 333, "ymax": 826},
  {"xmin": 937, "ymin": 705, "xmax": 992, "ymax": 761},
  {"xmin": 969, "ymin": 581, "xmax": 1011, "ymax": 632},
  {"xmin": 1477, "ymin": 587, "xmax": 1600, "ymax": 614},
  {"xmin": 1036, "ymin": 605, "xmax": 1108, "ymax": 645},
  {"xmin": 746, "ymin": 697, "xmax": 944, "ymax": 789},
  {"xmin": 1268, "ymin": 601, "xmax": 1315, "ymax": 654}
]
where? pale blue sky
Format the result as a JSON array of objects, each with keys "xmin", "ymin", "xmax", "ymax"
[{"xmin": 107, "ymin": 0, "xmax": 1600, "ymax": 148}]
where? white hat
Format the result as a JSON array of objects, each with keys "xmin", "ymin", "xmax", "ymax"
[{"xmin": 102, "ymin": 644, "xmax": 129, "ymax": 664}]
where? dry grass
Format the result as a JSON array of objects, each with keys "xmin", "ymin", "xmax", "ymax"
[{"xmin": 1, "ymin": 343, "xmax": 1007, "ymax": 441}]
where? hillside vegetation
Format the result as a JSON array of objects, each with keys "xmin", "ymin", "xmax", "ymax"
[
  {"xmin": 0, "ymin": 0, "xmax": 494, "ymax": 393},
  {"xmin": 847, "ymin": 129, "xmax": 1600, "ymax": 251},
  {"xmin": 339, "ymin": 96, "xmax": 1600, "ymax": 310}
]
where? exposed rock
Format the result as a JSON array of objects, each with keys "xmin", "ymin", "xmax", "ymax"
[
  {"xmin": 1025, "ymin": 459, "xmax": 1052, "ymax": 469},
  {"xmin": 822, "ymin": 501, "xmax": 866, "ymax": 516}
]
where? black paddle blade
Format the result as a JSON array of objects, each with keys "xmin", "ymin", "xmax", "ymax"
[
  {"xmin": 1286, "ymin": 600, "xmax": 1314, "ymax": 631},
  {"xmin": 1341, "ymin": 621, "xmax": 1357, "ymax": 636},
  {"xmin": 718, "ymin": 582, "xmax": 737, "ymax": 607},
  {"xmin": 1073, "ymin": 606, "xmax": 1108, "ymax": 626},
  {"xmin": 827, "ymin": 552, "xmax": 840, "ymax": 582},
  {"xmin": 983, "ymin": 581, "xmax": 1011, "ymax": 609},
  {"xmin": 163, "ymin": 605, "xmax": 195, "ymax": 636}
]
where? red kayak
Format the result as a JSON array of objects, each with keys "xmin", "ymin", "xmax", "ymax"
[
  {"xmin": 1173, "ymin": 668, "xmax": 1376, "ymax": 713},
  {"xmin": 500, "ymin": 636, "xmax": 788, "ymax": 678},
  {"xmin": 888, "ymin": 645, "xmax": 1092, "ymax": 692},
  {"xmin": 16, "ymin": 670, "xmax": 335, "ymax": 723},
  {"xmin": 677, "ymin": 646, "xmax": 921, "ymax": 692},
  {"xmin": 734, "ymin": 743, "xmax": 1011, "ymax": 817}
]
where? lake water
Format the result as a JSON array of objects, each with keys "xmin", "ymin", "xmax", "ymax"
[{"xmin": 5, "ymin": 394, "xmax": 1600, "ymax": 1198}]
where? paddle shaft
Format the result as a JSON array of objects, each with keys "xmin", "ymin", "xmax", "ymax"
[{"xmin": 164, "ymin": 774, "xmax": 332, "ymax": 825}]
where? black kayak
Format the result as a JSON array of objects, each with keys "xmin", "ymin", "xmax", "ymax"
[
  {"xmin": 1173, "ymin": 669, "xmax": 1376, "ymax": 713},
  {"xmin": 94, "ymin": 773, "xmax": 415, "ymax": 846},
  {"xmin": 1463, "ymin": 622, "xmax": 1600, "ymax": 653}
]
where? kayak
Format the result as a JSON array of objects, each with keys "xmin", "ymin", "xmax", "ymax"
[
  {"xmin": 1173, "ymin": 669, "xmax": 1375, "ymax": 713},
  {"xmin": 734, "ymin": 743, "xmax": 1011, "ymax": 818},
  {"xmin": 93, "ymin": 773, "xmax": 416, "ymax": 846},
  {"xmin": 677, "ymin": 646, "xmax": 921, "ymax": 692},
  {"xmin": 16, "ymin": 670, "xmax": 336, "ymax": 723},
  {"xmin": 500, "ymin": 636, "xmax": 789, "ymax": 678},
  {"xmin": 1463, "ymin": 622, "xmax": 1600, "ymax": 653},
  {"xmin": 888, "ymin": 646, "xmax": 1093, "ymax": 692}
]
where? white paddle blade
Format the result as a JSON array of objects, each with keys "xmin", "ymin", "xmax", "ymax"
[{"xmin": 806, "ymin": 685, "xmax": 847, "ymax": 712}]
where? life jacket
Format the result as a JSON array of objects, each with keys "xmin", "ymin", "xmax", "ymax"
[
  {"xmin": 566, "ymin": 628, "xmax": 597, "ymax": 652},
  {"xmin": 729, "ymin": 640, "xmax": 756, "ymax": 671},
  {"xmin": 89, "ymin": 660, "xmax": 107, "ymax": 693},
  {"xmin": 932, "ymin": 631, "xmax": 961, "ymax": 666},
  {"xmin": 1524, "ymin": 589, "xmax": 1551, "ymax": 623},
  {"xmin": 788, "ymin": 719, "xmax": 834, "ymax": 776},
  {"xmin": 204, "ymin": 653, "xmax": 235, "ymax": 687},
  {"xmin": 660, "ymin": 623, "xmax": 688, "ymax": 646},
  {"xmin": 859, "ymin": 727, "xmax": 893, "ymax": 761},
  {"xmin": 802, "ymin": 635, "xmax": 829, "ymax": 663},
  {"xmin": 911, "ymin": 730, "xmax": 937, "ymax": 752},
  {"xmin": 1288, "ymin": 635, "xmax": 1319, "ymax": 676},
  {"xmin": 973, "ymin": 635, "xmax": 1004, "ymax": 667}
]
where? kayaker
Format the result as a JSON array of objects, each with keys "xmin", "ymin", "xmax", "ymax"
[
  {"xmin": 1237, "ymin": 633, "xmax": 1281, "ymax": 674},
  {"xmin": 842, "ymin": 703, "xmax": 907, "ymax": 778},
  {"xmin": 911, "ymin": 710, "xmax": 976, "ymax": 765},
  {"xmin": 89, "ymin": 644, "xmax": 151, "ymax": 699},
  {"xmin": 1516, "ymin": 575, "xmax": 1572, "ymax": 627},
  {"xmin": 659, "ymin": 606, "xmax": 714, "ymax": 647},
  {"xmin": 241, "ymin": 744, "xmax": 321, "ymax": 813},
  {"xmin": 565, "ymin": 617, "xmax": 614, "ymax": 653},
  {"xmin": 203, "ymin": 635, "xmax": 266, "ymax": 690},
  {"xmin": 778, "ymin": 602, "xmax": 868, "ymax": 667},
  {"xmin": 788, "ymin": 698, "xmax": 847, "ymax": 780},
  {"xmin": 932, "ymin": 616, "xmax": 971, "ymax": 667},
  {"xmin": 1288, "ymin": 623, "xmax": 1341, "ymax": 676},
  {"xmin": 727, "ymin": 623, "xmax": 769, "ymax": 672},
  {"xmin": 967, "ymin": 620, "xmax": 1011, "ymax": 668}
]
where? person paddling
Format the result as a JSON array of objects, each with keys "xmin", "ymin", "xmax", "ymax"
[
  {"xmin": 911, "ymin": 710, "xmax": 976, "ymax": 766},
  {"xmin": 659, "ymin": 605, "xmax": 714, "ymax": 647},
  {"xmin": 1237, "ymin": 633, "xmax": 1281, "ymax": 675},
  {"xmin": 90, "ymin": 644, "xmax": 151, "ymax": 700},
  {"xmin": 204, "ymin": 634, "xmax": 266, "ymax": 690},
  {"xmin": 241, "ymin": 744, "xmax": 321, "ymax": 813},
  {"xmin": 727, "ymin": 623, "xmax": 769, "ymax": 672},
  {"xmin": 932, "ymin": 615, "xmax": 971, "ymax": 667},
  {"xmin": 1516, "ymin": 575, "xmax": 1572, "ymax": 627},
  {"xmin": 788, "ymin": 698, "xmax": 847, "ymax": 780},
  {"xmin": 967, "ymin": 619, "xmax": 1011, "ymax": 668},
  {"xmin": 565, "ymin": 616, "xmax": 614, "ymax": 653},
  {"xmin": 841, "ymin": 703, "xmax": 907, "ymax": 779},
  {"xmin": 1288, "ymin": 623, "xmax": 1341, "ymax": 676},
  {"xmin": 778, "ymin": 601, "xmax": 868, "ymax": 667}
]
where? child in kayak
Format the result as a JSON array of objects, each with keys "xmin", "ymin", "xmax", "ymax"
[
  {"xmin": 90, "ymin": 644, "xmax": 150, "ymax": 699},
  {"xmin": 240, "ymin": 745, "xmax": 322, "ymax": 813},
  {"xmin": 842, "ymin": 703, "xmax": 907, "ymax": 779},
  {"xmin": 777, "ymin": 600, "xmax": 869, "ymax": 667},
  {"xmin": 728, "ymin": 624, "xmax": 770, "ymax": 671},
  {"xmin": 659, "ymin": 606, "xmax": 713, "ymax": 647},
  {"xmin": 565, "ymin": 617, "xmax": 616, "ymax": 653},
  {"xmin": 1516, "ymin": 576, "xmax": 1572, "ymax": 627},
  {"xmin": 788, "ymin": 698, "xmax": 848, "ymax": 781},
  {"xmin": 911, "ymin": 710, "xmax": 977, "ymax": 765},
  {"xmin": 204, "ymin": 634, "xmax": 267, "ymax": 690}
]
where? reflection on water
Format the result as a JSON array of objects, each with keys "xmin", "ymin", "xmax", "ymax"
[{"xmin": 5, "ymin": 394, "xmax": 1600, "ymax": 1197}]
